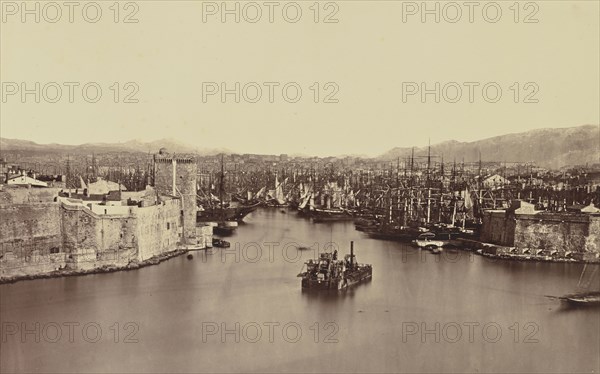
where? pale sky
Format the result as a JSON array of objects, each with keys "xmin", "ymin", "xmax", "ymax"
[{"xmin": 1, "ymin": 1, "xmax": 598, "ymax": 156}]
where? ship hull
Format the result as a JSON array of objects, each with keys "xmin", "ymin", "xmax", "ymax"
[
  {"xmin": 308, "ymin": 208, "xmax": 355, "ymax": 223},
  {"xmin": 299, "ymin": 241, "xmax": 372, "ymax": 291},
  {"xmin": 197, "ymin": 203, "xmax": 260, "ymax": 223},
  {"xmin": 560, "ymin": 291, "xmax": 600, "ymax": 307},
  {"xmin": 365, "ymin": 227, "xmax": 420, "ymax": 242},
  {"xmin": 301, "ymin": 266, "xmax": 372, "ymax": 290}
]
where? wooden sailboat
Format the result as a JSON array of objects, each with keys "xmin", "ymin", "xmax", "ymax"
[
  {"xmin": 559, "ymin": 265, "xmax": 600, "ymax": 306},
  {"xmin": 197, "ymin": 155, "xmax": 243, "ymax": 233},
  {"xmin": 266, "ymin": 174, "xmax": 289, "ymax": 207}
]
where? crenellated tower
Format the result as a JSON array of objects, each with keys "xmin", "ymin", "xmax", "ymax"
[{"xmin": 152, "ymin": 148, "xmax": 197, "ymax": 242}]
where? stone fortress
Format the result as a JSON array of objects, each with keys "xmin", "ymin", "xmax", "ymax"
[
  {"xmin": 0, "ymin": 149, "xmax": 212, "ymax": 282},
  {"xmin": 479, "ymin": 200, "xmax": 600, "ymax": 261}
]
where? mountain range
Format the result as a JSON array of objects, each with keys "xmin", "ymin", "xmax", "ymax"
[
  {"xmin": 0, "ymin": 138, "xmax": 230, "ymax": 156},
  {"xmin": 1, "ymin": 125, "xmax": 598, "ymax": 168},
  {"xmin": 378, "ymin": 125, "xmax": 599, "ymax": 169}
]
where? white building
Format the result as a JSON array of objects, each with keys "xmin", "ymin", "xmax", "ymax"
[{"xmin": 7, "ymin": 175, "xmax": 48, "ymax": 187}]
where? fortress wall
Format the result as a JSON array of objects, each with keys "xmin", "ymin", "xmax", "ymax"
[
  {"xmin": 134, "ymin": 198, "xmax": 182, "ymax": 262},
  {"xmin": 0, "ymin": 202, "xmax": 64, "ymax": 277}
]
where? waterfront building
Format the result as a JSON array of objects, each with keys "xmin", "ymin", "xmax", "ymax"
[
  {"xmin": 481, "ymin": 200, "xmax": 600, "ymax": 260},
  {"xmin": 0, "ymin": 149, "xmax": 212, "ymax": 282}
]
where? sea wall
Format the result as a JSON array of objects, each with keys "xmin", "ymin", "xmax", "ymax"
[
  {"xmin": 514, "ymin": 213, "xmax": 592, "ymax": 254},
  {"xmin": 480, "ymin": 211, "xmax": 516, "ymax": 246},
  {"xmin": 0, "ymin": 202, "xmax": 64, "ymax": 277},
  {"xmin": 60, "ymin": 202, "xmax": 138, "ymax": 271},
  {"xmin": 586, "ymin": 217, "xmax": 600, "ymax": 254},
  {"xmin": 134, "ymin": 198, "xmax": 182, "ymax": 262},
  {"xmin": 481, "ymin": 210, "xmax": 600, "ymax": 255}
]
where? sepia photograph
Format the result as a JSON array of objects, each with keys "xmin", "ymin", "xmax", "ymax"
[{"xmin": 0, "ymin": 1, "xmax": 599, "ymax": 373}]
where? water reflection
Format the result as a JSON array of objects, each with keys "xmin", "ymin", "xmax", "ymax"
[
  {"xmin": 300, "ymin": 279, "xmax": 372, "ymax": 302},
  {"xmin": 1, "ymin": 208, "xmax": 599, "ymax": 374}
]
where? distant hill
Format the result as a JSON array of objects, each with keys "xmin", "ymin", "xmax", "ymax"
[
  {"xmin": 1, "ymin": 125, "xmax": 598, "ymax": 168},
  {"xmin": 0, "ymin": 137, "xmax": 231, "ymax": 156},
  {"xmin": 379, "ymin": 125, "xmax": 600, "ymax": 169}
]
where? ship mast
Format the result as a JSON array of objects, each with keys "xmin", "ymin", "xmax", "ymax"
[
  {"xmin": 220, "ymin": 154, "xmax": 225, "ymax": 220},
  {"xmin": 426, "ymin": 139, "xmax": 431, "ymax": 188},
  {"xmin": 410, "ymin": 147, "xmax": 414, "ymax": 187},
  {"xmin": 426, "ymin": 139, "xmax": 431, "ymax": 224}
]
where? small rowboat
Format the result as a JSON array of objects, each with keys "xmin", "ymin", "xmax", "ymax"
[{"xmin": 412, "ymin": 232, "xmax": 449, "ymax": 252}]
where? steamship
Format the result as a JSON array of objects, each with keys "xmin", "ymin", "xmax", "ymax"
[{"xmin": 298, "ymin": 241, "xmax": 372, "ymax": 290}]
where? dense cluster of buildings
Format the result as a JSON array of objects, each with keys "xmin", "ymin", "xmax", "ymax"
[
  {"xmin": 0, "ymin": 150, "xmax": 212, "ymax": 282},
  {"xmin": 1, "ymin": 158, "xmax": 66, "ymax": 188}
]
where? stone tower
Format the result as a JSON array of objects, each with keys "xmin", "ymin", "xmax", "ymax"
[{"xmin": 152, "ymin": 149, "xmax": 197, "ymax": 242}]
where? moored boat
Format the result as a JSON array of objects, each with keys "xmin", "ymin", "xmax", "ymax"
[
  {"xmin": 197, "ymin": 202, "xmax": 260, "ymax": 223},
  {"xmin": 559, "ymin": 291, "xmax": 600, "ymax": 306},
  {"xmin": 310, "ymin": 207, "xmax": 355, "ymax": 223},
  {"xmin": 412, "ymin": 232, "xmax": 452, "ymax": 250},
  {"xmin": 364, "ymin": 225, "xmax": 422, "ymax": 242},
  {"xmin": 298, "ymin": 241, "xmax": 372, "ymax": 290},
  {"xmin": 213, "ymin": 221, "xmax": 238, "ymax": 235},
  {"xmin": 212, "ymin": 238, "xmax": 231, "ymax": 248}
]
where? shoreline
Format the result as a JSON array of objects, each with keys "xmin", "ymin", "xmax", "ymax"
[
  {"xmin": 475, "ymin": 250, "xmax": 600, "ymax": 264},
  {"xmin": 453, "ymin": 239, "xmax": 600, "ymax": 264},
  {"xmin": 417, "ymin": 245, "xmax": 600, "ymax": 264},
  {"xmin": 0, "ymin": 249, "xmax": 195, "ymax": 285},
  {"xmin": 2, "ymin": 238, "xmax": 598, "ymax": 285}
]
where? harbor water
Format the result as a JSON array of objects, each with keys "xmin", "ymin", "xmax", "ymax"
[{"xmin": 1, "ymin": 208, "xmax": 599, "ymax": 373}]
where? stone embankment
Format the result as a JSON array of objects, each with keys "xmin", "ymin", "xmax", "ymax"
[
  {"xmin": 0, "ymin": 249, "xmax": 196, "ymax": 284},
  {"xmin": 456, "ymin": 239, "xmax": 600, "ymax": 264}
]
